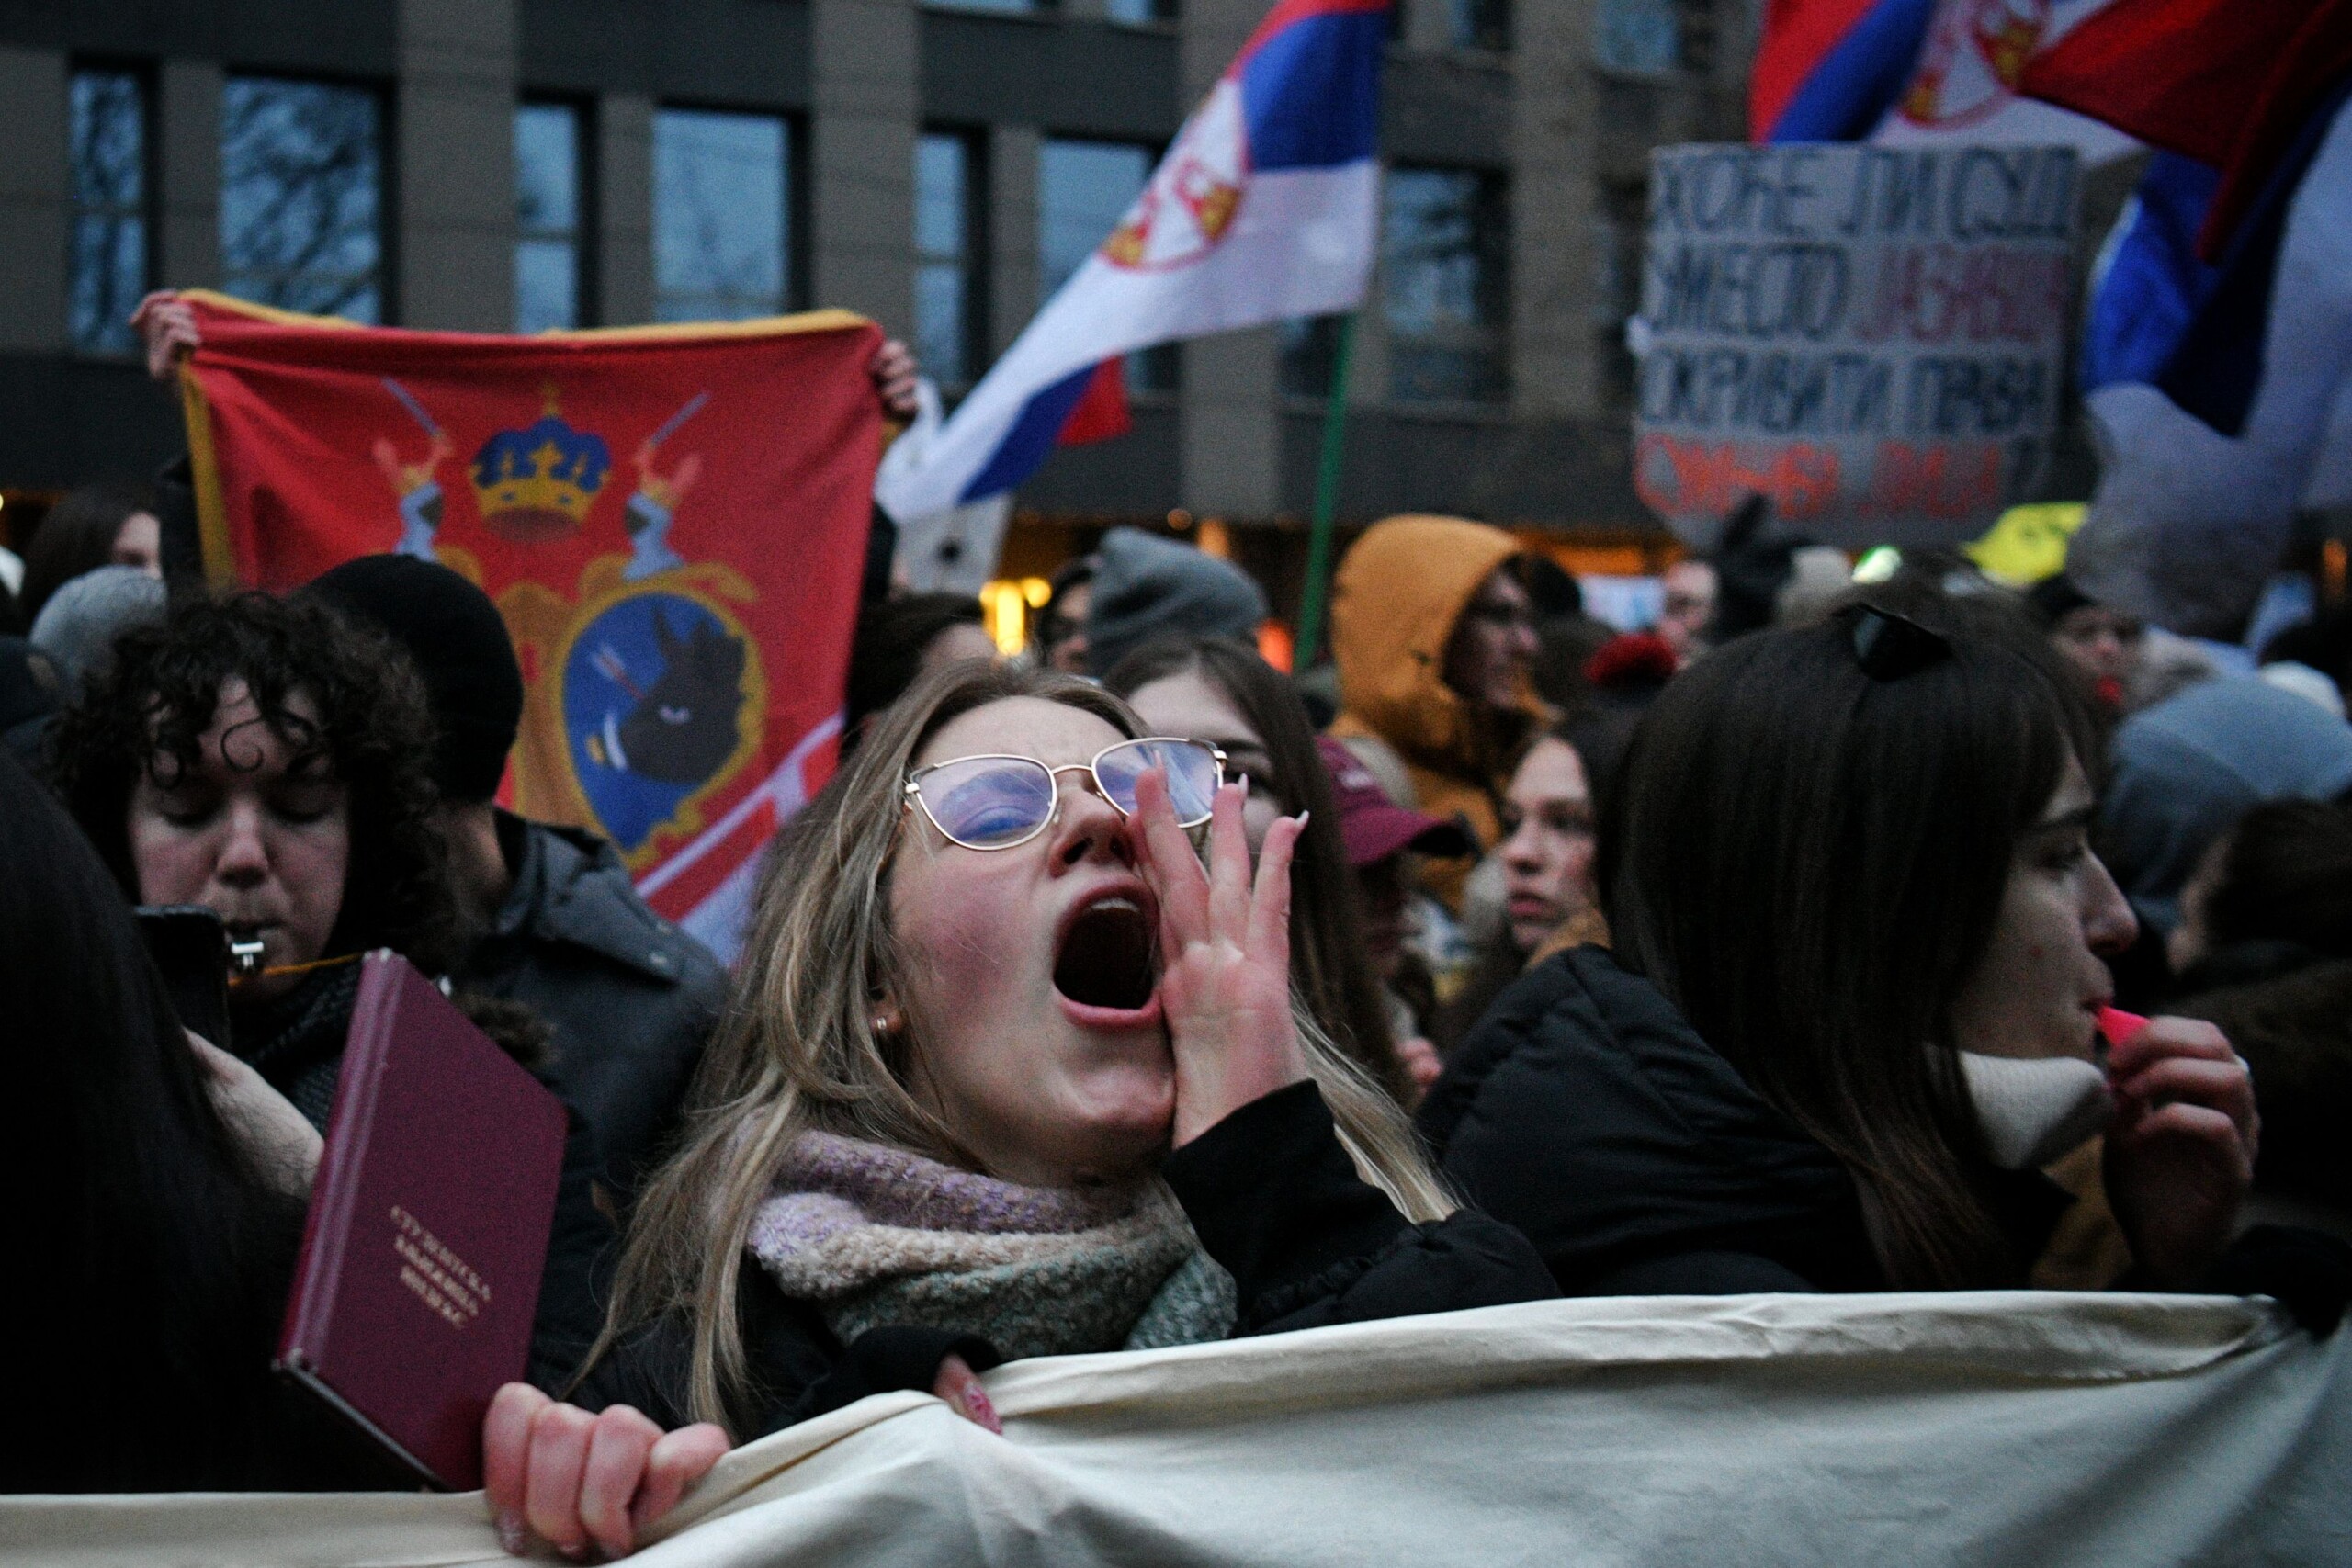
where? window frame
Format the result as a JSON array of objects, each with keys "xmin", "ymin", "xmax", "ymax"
[
  {"xmin": 915, "ymin": 126, "xmax": 988, "ymax": 391},
  {"xmin": 650, "ymin": 102, "xmax": 797, "ymax": 325},
  {"xmin": 66, "ymin": 61, "xmax": 156, "ymax": 358},
  {"xmin": 217, "ymin": 71, "xmax": 390, "ymax": 325},
  {"xmin": 1446, "ymin": 0, "xmax": 1510, "ymax": 53},
  {"xmin": 1380, "ymin": 163, "xmax": 1511, "ymax": 407},
  {"xmin": 514, "ymin": 96, "xmax": 596, "ymax": 333}
]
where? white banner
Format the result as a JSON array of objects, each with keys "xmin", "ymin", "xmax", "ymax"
[
  {"xmin": 1632, "ymin": 143, "xmax": 2077, "ymax": 551},
  {"xmin": 9, "ymin": 1292, "xmax": 2346, "ymax": 1566}
]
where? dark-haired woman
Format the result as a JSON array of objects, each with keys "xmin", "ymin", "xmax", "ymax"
[
  {"xmin": 1421, "ymin": 587, "xmax": 2267, "ymax": 1298},
  {"xmin": 0, "ymin": 751, "xmax": 392, "ymax": 1492},
  {"xmin": 1105, "ymin": 636, "xmax": 1416, "ymax": 1103},
  {"xmin": 1432, "ymin": 722, "xmax": 1609, "ymax": 1057},
  {"xmin": 17, "ymin": 480, "xmax": 164, "ymax": 625},
  {"xmin": 46, "ymin": 590, "xmax": 608, "ymax": 1382}
]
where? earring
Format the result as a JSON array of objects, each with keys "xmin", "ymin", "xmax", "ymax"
[{"xmin": 870, "ymin": 1001, "xmax": 903, "ymax": 1037}]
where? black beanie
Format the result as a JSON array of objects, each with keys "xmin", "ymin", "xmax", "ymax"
[
  {"xmin": 2025, "ymin": 572, "xmax": 2098, "ymax": 629},
  {"xmin": 305, "ymin": 555, "xmax": 525, "ymax": 803}
]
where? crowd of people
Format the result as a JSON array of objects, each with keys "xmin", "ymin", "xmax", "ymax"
[{"xmin": 3, "ymin": 315, "xmax": 2349, "ymax": 1560}]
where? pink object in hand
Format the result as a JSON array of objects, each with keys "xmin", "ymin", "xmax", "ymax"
[{"xmin": 2097, "ymin": 1007, "xmax": 2149, "ymax": 1048}]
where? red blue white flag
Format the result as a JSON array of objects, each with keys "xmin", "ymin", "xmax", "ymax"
[
  {"xmin": 1751, "ymin": 0, "xmax": 2134, "ymax": 161},
  {"xmin": 875, "ymin": 0, "xmax": 1387, "ymax": 520},
  {"xmin": 2028, "ymin": 0, "xmax": 2352, "ymax": 634}
]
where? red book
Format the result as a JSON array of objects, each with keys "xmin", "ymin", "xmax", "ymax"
[{"xmin": 276, "ymin": 952, "xmax": 568, "ymax": 1490}]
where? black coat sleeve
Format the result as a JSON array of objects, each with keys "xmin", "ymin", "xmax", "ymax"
[
  {"xmin": 1420, "ymin": 950, "xmax": 1886, "ymax": 1297},
  {"xmin": 1162, "ymin": 1081, "xmax": 1555, "ymax": 1334}
]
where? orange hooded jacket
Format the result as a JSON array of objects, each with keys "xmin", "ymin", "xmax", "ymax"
[{"xmin": 1327, "ymin": 515, "xmax": 1546, "ymax": 910}]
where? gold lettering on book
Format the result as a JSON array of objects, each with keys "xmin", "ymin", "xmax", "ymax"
[{"xmin": 390, "ymin": 1204, "xmax": 491, "ymax": 1330}]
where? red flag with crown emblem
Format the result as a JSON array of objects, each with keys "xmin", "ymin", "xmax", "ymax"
[{"xmin": 175, "ymin": 290, "xmax": 882, "ymax": 959}]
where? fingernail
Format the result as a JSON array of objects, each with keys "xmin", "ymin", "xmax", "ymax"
[
  {"xmin": 966, "ymin": 1383, "xmax": 1004, "ymax": 1435},
  {"xmin": 1295, "ymin": 810, "xmax": 1310, "ymax": 828},
  {"xmin": 1236, "ymin": 773, "xmax": 1250, "ymax": 797},
  {"xmin": 496, "ymin": 1513, "xmax": 526, "ymax": 1556},
  {"xmin": 560, "ymin": 1544, "xmax": 588, "ymax": 1564}
]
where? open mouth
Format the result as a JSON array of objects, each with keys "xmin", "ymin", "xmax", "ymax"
[{"xmin": 1054, "ymin": 893, "xmax": 1159, "ymax": 1012}]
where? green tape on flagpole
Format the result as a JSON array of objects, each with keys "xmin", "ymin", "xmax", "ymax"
[{"xmin": 1295, "ymin": 313, "xmax": 1356, "ymax": 671}]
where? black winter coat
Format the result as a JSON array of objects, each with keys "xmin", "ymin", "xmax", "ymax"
[
  {"xmin": 1418, "ymin": 947, "xmax": 2069, "ymax": 1295},
  {"xmin": 458, "ymin": 814, "xmax": 726, "ymax": 1197},
  {"xmin": 576, "ymin": 1081, "xmax": 1556, "ymax": 1437}
]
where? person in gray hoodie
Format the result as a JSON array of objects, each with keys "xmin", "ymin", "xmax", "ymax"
[
  {"xmin": 28, "ymin": 563, "xmax": 167, "ymax": 697},
  {"xmin": 1083, "ymin": 526, "xmax": 1268, "ymax": 679}
]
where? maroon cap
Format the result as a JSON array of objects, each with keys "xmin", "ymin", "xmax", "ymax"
[{"xmin": 1315, "ymin": 736, "xmax": 1474, "ymax": 867}]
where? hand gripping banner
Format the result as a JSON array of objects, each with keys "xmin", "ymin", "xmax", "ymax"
[{"xmin": 175, "ymin": 292, "xmax": 884, "ymax": 955}]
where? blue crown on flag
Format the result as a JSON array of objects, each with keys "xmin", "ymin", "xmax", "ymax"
[{"xmin": 470, "ymin": 389, "xmax": 613, "ymax": 540}]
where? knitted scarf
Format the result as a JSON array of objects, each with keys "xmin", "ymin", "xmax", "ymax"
[
  {"xmin": 745, "ymin": 1131, "xmax": 1236, "ymax": 1360},
  {"xmin": 232, "ymin": 962, "xmax": 363, "ymax": 1133}
]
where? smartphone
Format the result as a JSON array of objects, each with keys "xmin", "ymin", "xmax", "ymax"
[{"xmin": 135, "ymin": 904, "xmax": 232, "ymax": 1050}]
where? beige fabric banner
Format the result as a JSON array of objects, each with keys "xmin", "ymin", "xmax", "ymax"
[{"xmin": 9, "ymin": 1292, "xmax": 2347, "ymax": 1566}]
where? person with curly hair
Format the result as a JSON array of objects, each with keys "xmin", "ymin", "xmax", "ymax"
[
  {"xmin": 47, "ymin": 591, "xmax": 612, "ymax": 1389},
  {"xmin": 48, "ymin": 591, "xmax": 469, "ymax": 1122}
]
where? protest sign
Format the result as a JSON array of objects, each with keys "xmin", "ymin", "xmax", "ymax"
[
  {"xmin": 176, "ymin": 293, "xmax": 883, "ymax": 958},
  {"xmin": 1632, "ymin": 142, "xmax": 2075, "ymax": 549}
]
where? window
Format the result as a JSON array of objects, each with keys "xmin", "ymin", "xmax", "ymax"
[
  {"xmin": 516, "ymin": 102, "xmax": 587, "ymax": 333},
  {"xmin": 654, "ymin": 108, "xmax": 789, "ymax": 322},
  {"xmin": 916, "ymin": 132, "xmax": 981, "ymax": 387},
  {"xmin": 1104, "ymin": 0, "xmax": 1178, "ymax": 24},
  {"xmin": 69, "ymin": 68, "xmax": 149, "ymax": 355},
  {"xmin": 220, "ymin": 77, "xmax": 384, "ymax": 321},
  {"xmin": 1281, "ymin": 316, "xmax": 1343, "ymax": 397},
  {"xmin": 1449, "ymin": 0, "xmax": 1509, "ymax": 51},
  {"xmin": 1383, "ymin": 167, "xmax": 1508, "ymax": 403},
  {"xmin": 1595, "ymin": 0, "xmax": 1712, "ymax": 74},
  {"xmin": 1592, "ymin": 180, "xmax": 1646, "ymax": 409},
  {"xmin": 926, "ymin": 0, "xmax": 1041, "ymax": 15},
  {"xmin": 1038, "ymin": 138, "xmax": 1176, "ymax": 392}
]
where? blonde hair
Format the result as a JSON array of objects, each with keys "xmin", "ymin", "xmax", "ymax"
[{"xmin": 590, "ymin": 661, "xmax": 1453, "ymax": 1432}]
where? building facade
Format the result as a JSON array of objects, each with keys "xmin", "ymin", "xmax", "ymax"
[{"xmin": 0, "ymin": 0, "xmax": 1748, "ymax": 596}]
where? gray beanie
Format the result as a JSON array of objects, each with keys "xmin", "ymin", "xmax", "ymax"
[
  {"xmin": 28, "ymin": 565, "xmax": 167, "ymax": 695},
  {"xmin": 1085, "ymin": 527, "xmax": 1268, "ymax": 678}
]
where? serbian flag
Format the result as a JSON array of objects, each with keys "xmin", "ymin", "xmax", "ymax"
[
  {"xmin": 175, "ymin": 290, "xmax": 882, "ymax": 957},
  {"xmin": 875, "ymin": 0, "xmax": 1385, "ymax": 521},
  {"xmin": 2026, "ymin": 0, "xmax": 2352, "ymax": 635},
  {"xmin": 1751, "ymin": 0, "xmax": 2134, "ymax": 160},
  {"xmin": 1750, "ymin": 0, "xmax": 1938, "ymax": 142}
]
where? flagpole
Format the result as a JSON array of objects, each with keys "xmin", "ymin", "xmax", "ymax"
[{"xmin": 1295, "ymin": 312, "xmax": 1357, "ymax": 670}]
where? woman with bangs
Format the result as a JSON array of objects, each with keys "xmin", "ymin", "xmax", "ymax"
[{"xmin": 483, "ymin": 660, "xmax": 1555, "ymax": 1561}]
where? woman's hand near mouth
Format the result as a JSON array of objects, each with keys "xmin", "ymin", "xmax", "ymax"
[
  {"xmin": 1130, "ymin": 769, "xmax": 1311, "ymax": 1146},
  {"xmin": 2101, "ymin": 1015, "xmax": 2258, "ymax": 1285}
]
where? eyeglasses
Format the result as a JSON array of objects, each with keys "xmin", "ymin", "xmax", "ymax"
[
  {"xmin": 1842, "ymin": 603, "xmax": 1952, "ymax": 682},
  {"xmin": 903, "ymin": 737, "xmax": 1227, "ymax": 851}
]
